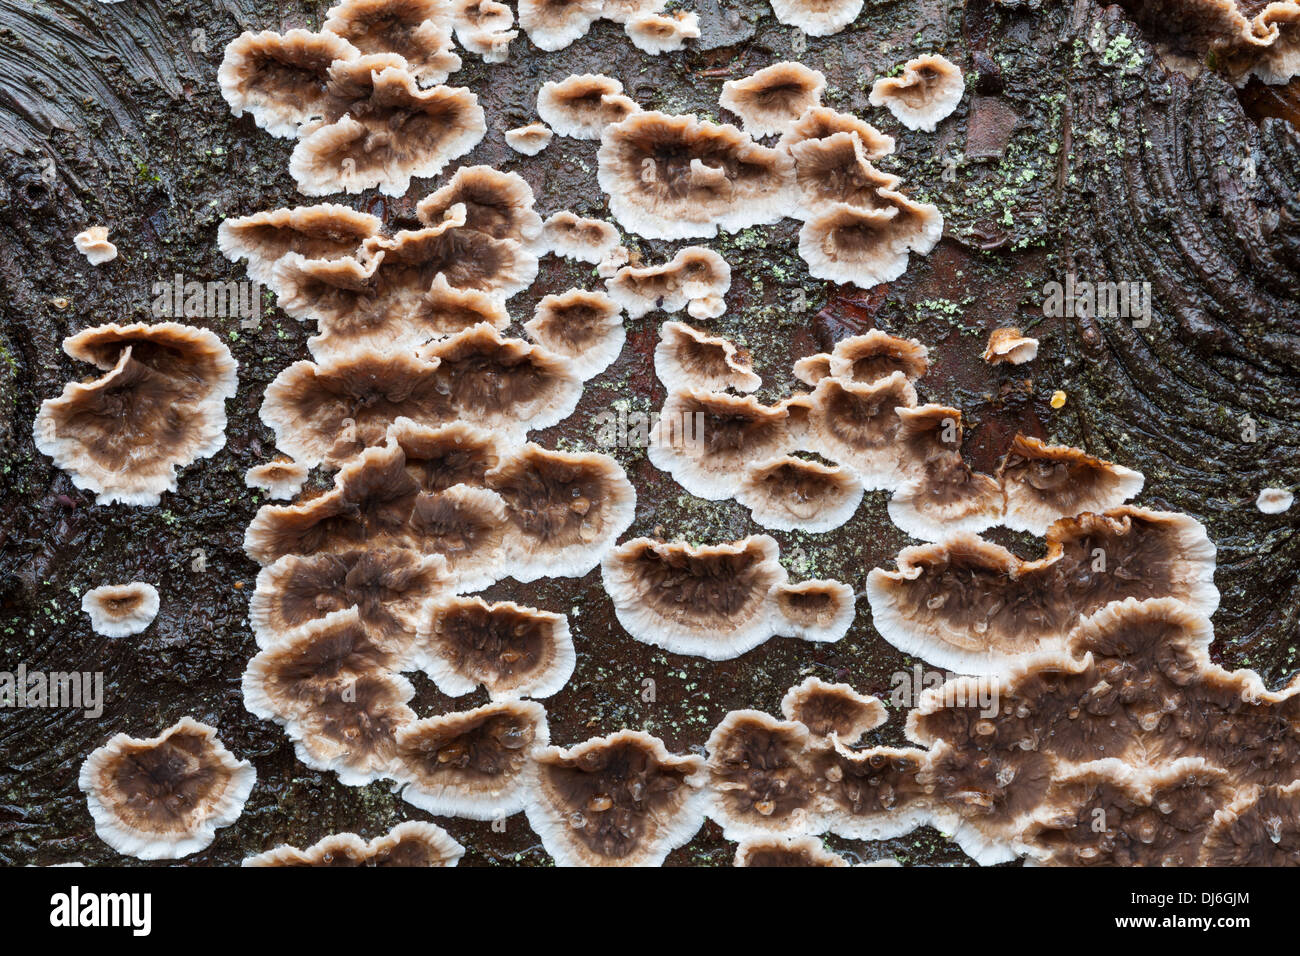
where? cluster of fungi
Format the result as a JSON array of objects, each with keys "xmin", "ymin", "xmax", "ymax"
[{"xmin": 44, "ymin": 0, "xmax": 1300, "ymax": 866}]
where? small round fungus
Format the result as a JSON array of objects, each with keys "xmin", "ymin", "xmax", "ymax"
[
  {"xmin": 245, "ymin": 459, "xmax": 311, "ymax": 500},
  {"xmin": 506, "ymin": 122, "xmax": 554, "ymax": 154},
  {"xmin": 769, "ymin": 0, "xmax": 864, "ymax": 37},
  {"xmin": 869, "ymin": 54, "xmax": 965, "ymax": 132},
  {"xmin": 654, "ymin": 321, "xmax": 760, "ymax": 394},
  {"xmin": 720, "ymin": 62, "xmax": 827, "ymax": 139},
  {"xmin": 983, "ymin": 326, "xmax": 1039, "ymax": 365},
  {"xmin": 770, "ymin": 579, "xmax": 856, "ymax": 643},
  {"xmin": 735, "ymin": 456, "xmax": 864, "ymax": 532},
  {"xmin": 524, "ymin": 289, "xmax": 626, "ymax": 380},
  {"xmin": 81, "ymin": 582, "xmax": 160, "ymax": 638},
  {"xmin": 73, "ymin": 226, "xmax": 118, "ymax": 265},
  {"xmin": 734, "ymin": 834, "xmax": 849, "ymax": 866},
  {"xmin": 780, "ymin": 675, "xmax": 885, "ymax": 742},
  {"xmin": 537, "ymin": 73, "xmax": 640, "ymax": 139},
  {"xmin": 625, "ymin": 11, "xmax": 700, "ymax": 54},
  {"xmin": 1256, "ymin": 486, "xmax": 1294, "ymax": 514}
]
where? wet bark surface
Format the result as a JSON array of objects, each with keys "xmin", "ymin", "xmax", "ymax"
[{"xmin": 0, "ymin": 0, "xmax": 1295, "ymax": 866}]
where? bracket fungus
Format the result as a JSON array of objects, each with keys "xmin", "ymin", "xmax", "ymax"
[
  {"xmin": 1114, "ymin": 0, "xmax": 1300, "ymax": 86},
  {"xmin": 244, "ymin": 821, "xmax": 464, "ymax": 866},
  {"xmin": 868, "ymin": 54, "xmax": 965, "ymax": 132},
  {"xmin": 601, "ymin": 535, "xmax": 789, "ymax": 659},
  {"xmin": 242, "ymin": 434, "xmax": 511, "ymax": 579},
  {"xmin": 242, "ymin": 607, "xmax": 417, "ymax": 785},
  {"xmin": 452, "ymin": 0, "xmax": 517, "ymax": 61},
  {"xmin": 886, "ymin": 407, "xmax": 1005, "ymax": 542},
  {"xmin": 536, "ymin": 74, "xmax": 640, "ymax": 141},
  {"xmin": 415, "ymin": 596, "xmax": 574, "ymax": 698},
  {"xmin": 605, "ymin": 246, "xmax": 731, "ymax": 318},
  {"xmin": 415, "ymin": 165, "xmax": 543, "ymax": 245},
  {"xmin": 218, "ymin": 204, "xmax": 380, "ymax": 286},
  {"xmin": 997, "ymin": 435, "xmax": 1145, "ymax": 535},
  {"xmin": 797, "ymin": 189, "xmax": 944, "ymax": 288},
  {"xmin": 781, "ymin": 677, "xmax": 885, "ymax": 743},
  {"xmin": 321, "ymin": 0, "xmax": 462, "ymax": 85},
  {"xmin": 625, "ymin": 10, "xmax": 701, "ymax": 53},
  {"xmin": 218, "ymin": 29, "xmax": 361, "ymax": 139},
  {"xmin": 597, "ymin": 111, "xmax": 795, "ymax": 239},
  {"xmin": 519, "ymin": 0, "xmax": 604, "ymax": 51},
  {"xmin": 250, "ymin": 549, "xmax": 453, "ymax": 663},
  {"xmin": 34, "ymin": 323, "xmax": 238, "ymax": 506},
  {"xmin": 983, "ymin": 326, "xmax": 1039, "ymax": 365},
  {"xmin": 524, "ymin": 289, "xmax": 626, "ymax": 380},
  {"xmin": 735, "ymin": 456, "xmax": 864, "ymax": 533},
  {"xmin": 73, "ymin": 225, "xmax": 117, "ymax": 265},
  {"xmin": 396, "ymin": 699, "xmax": 549, "ymax": 818},
  {"xmin": 524, "ymin": 730, "xmax": 708, "ymax": 866},
  {"xmin": 245, "ymin": 459, "xmax": 311, "ymax": 500},
  {"xmin": 788, "ymin": 131, "xmax": 903, "ymax": 219},
  {"xmin": 80, "ymin": 717, "xmax": 255, "ymax": 860},
  {"xmin": 719, "ymin": 62, "xmax": 827, "ymax": 139},
  {"xmin": 779, "ymin": 105, "xmax": 895, "ymax": 159},
  {"xmin": 288, "ymin": 60, "xmax": 486, "ymax": 196},
  {"xmin": 648, "ymin": 390, "xmax": 791, "ymax": 500},
  {"xmin": 418, "ymin": 325, "xmax": 585, "ymax": 438},
  {"xmin": 805, "ymin": 371, "xmax": 918, "ymax": 487},
  {"xmin": 770, "ymin": 580, "xmax": 856, "ymax": 643},
  {"xmin": 81, "ymin": 582, "xmax": 160, "ymax": 638},
  {"xmin": 538, "ymin": 211, "xmax": 622, "ymax": 263},
  {"xmin": 866, "ymin": 506, "xmax": 1220, "ymax": 675},
  {"xmin": 388, "ymin": 417, "xmax": 503, "ymax": 490},
  {"xmin": 768, "ymin": 0, "xmax": 865, "ymax": 36},
  {"xmin": 828, "ymin": 330, "xmax": 929, "ymax": 383},
  {"xmin": 654, "ymin": 321, "xmax": 760, "ymax": 394},
  {"xmin": 486, "ymin": 444, "xmax": 637, "ymax": 581},
  {"xmin": 704, "ymin": 710, "xmax": 821, "ymax": 839},
  {"xmin": 505, "ymin": 122, "xmax": 553, "ymax": 154},
  {"xmin": 263, "ymin": 329, "xmax": 578, "ymax": 466},
  {"xmin": 890, "ymin": 595, "xmax": 1300, "ymax": 864},
  {"xmin": 260, "ymin": 350, "xmax": 453, "ymax": 468},
  {"xmin": 734, "ymin": 834, "xmax": 848, "ymax": 866},
  {"xmin": 268, "ymin": 205, "xmax": 535, "ymax": 351}
]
